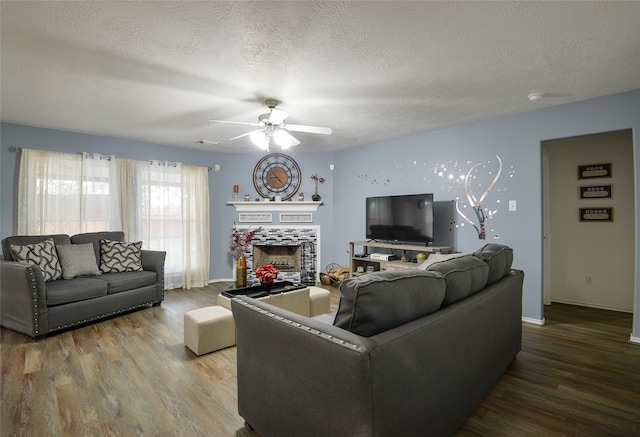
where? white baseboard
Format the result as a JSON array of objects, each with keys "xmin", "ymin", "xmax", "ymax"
[
  {"xmin": 550, "ymin": 298, "xmax": 633, "ymax": 313},
  {"xmin": 630, "ymin": 335, "xmax": 640, "ymax": 345},
  {"xmin": 522, "ymin": 316, "xmax": 545, "ymax": 326}
]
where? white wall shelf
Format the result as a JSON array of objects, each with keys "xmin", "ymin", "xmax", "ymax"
[{"xmin": 227, "ymin": 201, "xmax": 322, "ymax": 212}]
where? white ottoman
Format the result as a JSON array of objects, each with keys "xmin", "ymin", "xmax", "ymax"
[
  {"xmin": 184, "ymin": 306, "xmax": 236, "ymax": 356},
  {"xmin": 308, "ymin": 286, "xmax": 331, "ymax": 316}
]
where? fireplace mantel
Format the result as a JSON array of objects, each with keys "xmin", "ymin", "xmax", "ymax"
[{"xmin": 227, "ymin": 201, "xmax": 322, "ymax": 212}]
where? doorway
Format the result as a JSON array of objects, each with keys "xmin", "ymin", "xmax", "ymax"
[{"xmin": 542, "ymin": 129, "xmax": 634, "ymax": 313}]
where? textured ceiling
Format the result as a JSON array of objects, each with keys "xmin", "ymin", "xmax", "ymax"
[{"xmin": 1, "ymin": 1, "xmax": 639, "ymax": 153}]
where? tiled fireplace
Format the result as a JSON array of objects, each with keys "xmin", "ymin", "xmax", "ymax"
[{"xmin": 241, "ymin": 225, "xmax": 320, "ymax": 284}]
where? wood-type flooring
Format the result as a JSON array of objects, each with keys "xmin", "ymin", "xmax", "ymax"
[{"xmin": 1, "ymin": 283, "xmax": 638, "ymax": 436}]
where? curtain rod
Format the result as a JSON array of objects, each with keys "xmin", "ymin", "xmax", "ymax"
[{"xmin": 11, "ymin": 147, "xmax": 211, "ymax": 171}]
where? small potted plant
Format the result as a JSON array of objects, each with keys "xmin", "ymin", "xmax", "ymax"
[
  {"xmin": 255, "ymin": 264, "xmax": 279, "ymax": 293},
  {"xmin": 230, "ymin": 223, "xmax": 262, "ymax": 286},
  {"xmin": 310, "ymin": 173, "xmax": 325, "ymax": 201}
]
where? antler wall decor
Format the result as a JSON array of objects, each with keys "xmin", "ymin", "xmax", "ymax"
[{"xmin": 455, "ymin": 156, "xmax": 503, "ymax": 239}]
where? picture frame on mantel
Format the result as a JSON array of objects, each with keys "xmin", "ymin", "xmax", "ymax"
[
  {"xmin": 578, "ymin": 163, "xmax": 612, "ymax": 179},
  {"xmin": 579, "ymin": 184, "xmax": 613, "ymax": 199}
]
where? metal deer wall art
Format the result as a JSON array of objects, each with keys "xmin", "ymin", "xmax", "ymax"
[{"xmin": 456, "ymin": 156, "xmax": 503, "ymax": 239}]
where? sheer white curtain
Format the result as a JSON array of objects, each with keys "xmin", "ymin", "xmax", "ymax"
[
  {"xmin": 17, "ymin": 149, "xmax": 82, "ymax": 235},
  {"xmin": 130, "ymin": 160, "xmax": 184, "ymax": 289},
  {"xmin": 17, "ymin": 149, "xmax": 120, "ymax": 235},
  {"xmin": 17, "ymin": 149, "xmax": 210, "ymax": 290},
  {"xmin": 81, "ymin": 153, "xmax": 121, "ymax": 232},
  {"xmin": 181, "ymin": 165, "xmax": 210, "ymax": 288},
  {"xmin": 118, "ymin": 159, "xmax": 209, "ymax": 289}
]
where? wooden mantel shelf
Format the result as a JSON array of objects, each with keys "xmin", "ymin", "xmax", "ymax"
[{"xmin": 227, "ymin": 201, "xmax": 323, "ymax": 212}]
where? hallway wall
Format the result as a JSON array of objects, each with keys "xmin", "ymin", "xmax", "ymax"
[{"xmin": 544, "ymin": 130, "xmax": 633, "ymax": 311}]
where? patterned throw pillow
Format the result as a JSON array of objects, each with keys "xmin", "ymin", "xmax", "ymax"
[
  {"xmin": 56, "ymin": 243, "xmax": 101, "ymax": 279},
  {"xmin": 10, "ymin": 238, "xmax": 63, "ymax": 282},
  {"xmin": 99, "ymin": 239, "xmax": 143, "ymax": 273}
]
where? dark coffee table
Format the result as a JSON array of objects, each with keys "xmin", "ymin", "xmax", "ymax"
[{"xmin": 221, "ymin": 281, "xmax": 307, "ymax": 299}]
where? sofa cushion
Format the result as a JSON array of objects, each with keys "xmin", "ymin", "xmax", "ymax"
[
  {"xmin": 10, "ymin": 238, "xmax": 63, "ymax": 282},
  {"xmin": 418, "ymin": 252, "xmax": 470, "ymax": 269},
  {"xmin": 426, "ymin": 255, "xmax": 489, "ymax": 306},
  {"xmin": 56, "ymin": 243, "xmax": 101, "ymax": 279},
  {"xmin": 99, "ymin": 271, "xmax": 158, "ymax": 294},
  {"xmin": 99, "ymin": 239, "xmax": 143, "ymax": 273},
  {"xmin": 334, "ymin": 270, "xmax": 446, "ymax": 337},
  {"xmin": 473, "ymin": 244, "xmax": 513, "ymax": 285},
  {"xmin": 46, "ymin": 277, "xmax": 108, "ymax": 306}
]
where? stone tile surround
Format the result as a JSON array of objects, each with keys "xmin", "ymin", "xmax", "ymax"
[{"xmin": 240, "ymin": 225, "xmax": 320, "ymax": 283}]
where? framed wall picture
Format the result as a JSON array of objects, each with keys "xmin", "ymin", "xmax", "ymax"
[
  {"xmin": 578, "ymin": 163, "xmax": 611, "ymax": 179},
  {"xmin": 579, "ymin": 184, "xmax": 613, "ymax": 199},
  {"xmin": 579, "ymin": 208, "xmax": 613, "ymax": 222}
]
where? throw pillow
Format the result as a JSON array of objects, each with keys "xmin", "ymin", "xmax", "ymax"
[
  {"xmin": 10, "ymin": 238, "xmax": 63, "ymax": 282},
  {"xmin": 334, "ymin": 270, "xmax": 446, "ymax": 337},
  {"xmin": 56, "ymin": 243, "xmax": 101, "ymax": 279},
  {"xmin": 99, "ymin": 239, "xmax": 143, "ymax": 273}
]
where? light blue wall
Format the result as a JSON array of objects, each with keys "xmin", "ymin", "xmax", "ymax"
[
  {"xmin": 1, "ymin": 89, "xmax": 639, "ymax": 338},
  {"xmin": 0, "ymin": 126, "xmax": 335, "ymax": 283},
  {"xmin": 333, "ymin": 90, "xmax": 640, "ymax": 336},
  {"xmin": 209, "ymin": 151, "xmax": 334, "ymax": 280},
  {"xmin": 0, "ymin": 125, "xmax": 222, "ymax": 276}
]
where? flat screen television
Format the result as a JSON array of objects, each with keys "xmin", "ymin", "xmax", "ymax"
[{"xmin": 366, "ymin": 193, "xmax": 434, "ymax": 244}]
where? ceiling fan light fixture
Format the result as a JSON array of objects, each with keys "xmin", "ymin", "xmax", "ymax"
[
  {"xmin": 268, "ymin": 107, "xmax": 289, "ymax": 125},
  {"xmin": 273, "ymin": 129, "xmax": 300, "ymax": 149},
  {"xmin": 250, "ymin": 130, "xmax": 270, "ymax": 150},
  {"xmin": 211, "ymin": 99, "xmax": 332, "ymax": 150},
  {"xmin": 527, "ymin": 93, "xmax": 544, "ymax": 102}
]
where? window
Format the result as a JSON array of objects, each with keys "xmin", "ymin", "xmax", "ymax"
[{"xmin": 17, "ymin": 149, "xmax": 209, "ymax": 289}]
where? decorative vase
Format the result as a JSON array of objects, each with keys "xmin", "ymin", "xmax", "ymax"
[
  {"xmin": 236, "ymin": 253, "xmax": 247, "ymax": 287},
  {"xmin": 311, "ymin": 193, "xmax": 321, "ymax": 201},
  {"xmin": 261, "ymin": 280, "xmax": 273, "ymax": 293}
]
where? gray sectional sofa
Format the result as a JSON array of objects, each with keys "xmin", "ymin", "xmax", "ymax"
[
  {"xmin": 231, "ymin": 244, "xmax": 523, "ymax": 437},
  {"xmin": 1, "ymin": 231, "xmax": 166, "ymax": 339}
]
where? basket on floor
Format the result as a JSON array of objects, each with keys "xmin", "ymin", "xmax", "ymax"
[{"xmin": 321, "ymin": 263, "xmax": 349, "ymax": 286}]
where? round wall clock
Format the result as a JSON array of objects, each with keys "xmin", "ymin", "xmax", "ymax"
[{"xmin": 253, "ymin": 153, "xmax": 301, "ymax": 200}]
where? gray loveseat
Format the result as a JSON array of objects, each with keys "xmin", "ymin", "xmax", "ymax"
[
  {"xmin": 1, "ymin": 231, "xmax": 166, "ymax": 339},
  {"xmin": 231, "ymin": 244, "xmax": 523, "ymax": 437}
]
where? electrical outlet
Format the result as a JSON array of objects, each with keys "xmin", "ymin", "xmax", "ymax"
[
  {"xmin": 509, "ymin": 200, "xmax": 517, "ymax": 211},
  {"xmin": 585, "ymin": 275, "xmax": 593, "ymax": 285}
]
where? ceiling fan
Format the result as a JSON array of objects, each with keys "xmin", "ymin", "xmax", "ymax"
[{"xmin": 209, "ymin": 99, "xmax": 332, "ymax": 150}]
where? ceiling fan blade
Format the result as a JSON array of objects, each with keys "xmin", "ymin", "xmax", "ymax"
[
  {"xmin": 273, "ymin": 129, "xmax": 300, "ymax": 149},
  {"xmin": 268, "ymin": 108, "xmax": 289, "ymax": 125},
  {"xmin": 209, "ymin": 119, "xmax": 262, "ymax": 127},
  {"xmin": 284, "ymin": 124, "xmax": 333, "ymax": 135},
  {"xmin": 228, "ymin": 129, "xmax": 263, "ymax": 141}
]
